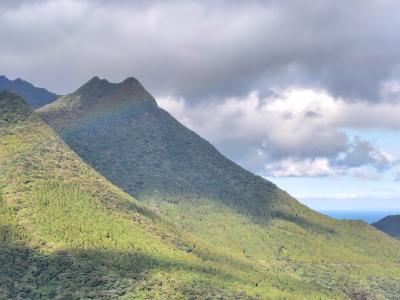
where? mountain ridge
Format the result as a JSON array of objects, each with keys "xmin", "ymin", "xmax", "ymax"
[
  {"xmin": 0, "ymin": 75, "xmax": 57, "ymax": 108},
  {"xmin": 76, "ymin": 76, "xmax": 151, "ymax": 100},
  {"xmin": 0, "ymin": 90, "xmax": 33, "ymax": 126},
  {"xmin": 39, "ymin": 78, "xmax": 298, "ymax": 220},
  {"xmin": 372, "ymin": 215, "xmax": 400, "ymax": 239}
]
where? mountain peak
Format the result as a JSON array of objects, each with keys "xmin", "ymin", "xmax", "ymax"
[
  {"xmin": 0, "ymin": 75, "xmax": 57, "ymax": 109},
  {"xmin": 0, "ymin": 90, "xmax": 32, "ymax": 125},
  {"xmin": 122, "ymin": 76, "xmax": 141, "ymax": 85},
  {"xmin": 71, "ymin": 76, "xmax": 157, "ymax": 107},
  {"xmin": 0, "ymin": 89, "xmax": 27, "ymax": 106},
  {"xmin": 77, "ymin": 76, "xmax": 113, "ymax": 93},
  {"xmin": 373, "ymin": 215, "xmax": 400, "ymax": 239},
  {"xmin": 78, "ymin": 76, "xmax": 144, "ymax": 91},
  {"xmin": 90, "ymin": 75, "xmax": 101, "ymax": 82},
  {"xmin": 0, "ymin": 90, "xmax": 27, "ymax": 106},
  {"xmin": 39, "ymin": 76, "xmax": 157, "ymax": 118}
]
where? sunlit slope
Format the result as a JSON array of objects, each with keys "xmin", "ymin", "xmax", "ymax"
[
  {"xmin": 1, "ymin": 90, "xmax": 293, "ymax": 299},
  {"xmin": 39, "ymin": 78, "xmax": 400, "ymax": 298}
]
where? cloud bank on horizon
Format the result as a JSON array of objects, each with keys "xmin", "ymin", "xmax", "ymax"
[{"xmin": 1, "ymin": 0, "xmax": 400, "ymax": 187}]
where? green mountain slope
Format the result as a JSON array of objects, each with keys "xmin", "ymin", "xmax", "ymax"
[
  {"xmin": 38, "ymin": 76, "xmax": 294, "ymax": 219},
  {"xmin": 0, "ymin": 75, "xmax": 57, "ymax": 108},
  {"xmin": 38, "ymin": 77, "xmax": 400, "ymax": 299},
  {"xmin": 373, "ymin": 215, "xmax": 400, "ymax": 239},
  {"xmin": 1, "ymin": 90, "xmax": 290, "ymax": 299}
]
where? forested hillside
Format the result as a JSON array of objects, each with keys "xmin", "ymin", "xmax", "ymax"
[
  {"xmin": 0, "ymin": 91, "xmax": 273, "ymax": 299},
  {"xmin": 38, "ymin": 78, "xmax": 400, "ymax": 299}
]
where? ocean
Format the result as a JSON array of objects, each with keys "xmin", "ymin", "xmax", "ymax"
[{"xmin": 319, "ymin": 210, "xmax": 400, "ymax": 224}]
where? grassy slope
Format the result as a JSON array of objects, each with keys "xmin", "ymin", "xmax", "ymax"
[
  {"xmin": 372, "ymin": 215, "xmax": 400, "ymax": 239},
  {"xmin": 0, "ymin": 91, "xmax": 299, "ymax": 299},
  {"xmin": 38, "ymin": 79, "xmax": 400, "ymax": 298}
]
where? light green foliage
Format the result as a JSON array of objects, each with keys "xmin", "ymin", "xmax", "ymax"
[
  {"xmin": 1, "ymin": 92, "xmax": 262, "ymax": 299},
  {"xmin": 0, "ymin": 91, "xmax": 347, "ymax": 299}
]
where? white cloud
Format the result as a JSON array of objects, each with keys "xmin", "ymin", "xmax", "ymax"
[
  {"xmin": 337, "ymin": 102, "xmax": 400, "ymax": 129},
  {"xmin": 158, "ymin": 86, "xmax": 399, "ymax": 178},
  {"xmin": 297, "ymin": 193, "xmax": 360, "ymax": 200},
  {"xmin": 265, "ymin": 158, "xmax": 333, "ymax": 177},
  {"xmin": 337, "ymin": 137, "xmax": 395, "ymax": 170}
]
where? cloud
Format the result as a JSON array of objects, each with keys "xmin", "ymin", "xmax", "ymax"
[
  {"xmin": 393, "ymin": 167, "xmax": 400, "ymax": 182},
  {"xmin": 159, "ymin": 87, "xmax": 399, "ymax": 177},
  {"xmin": 265, "ymin": 158, "xmax": 333, "ymax": 177},
  {"xmin": 337, "ymin": 138, "xmax": 394, "ymax": 170},
  {"xmin": 1, "ymin": 0, "xmax": 400, "ymax": 180},
  {"xmin": 337, "ymin": 101, "xmax": 400, "ymax": 129},
  {"xmin": 298, "ymin": 193, "xmax": 400, "ymax": 211},
  {"xmin": 1, "ymin": 0, "xmax": 400, "ymax": 102},
  {"xmin": 161, "ymin": 88, "xmax": 346, "ymax": 161}
]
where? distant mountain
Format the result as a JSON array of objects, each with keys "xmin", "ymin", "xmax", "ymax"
[
  {"xmin": 0, "ymin": 75, "xmax": 57, "ymax": 108},
  {"xmin": 373, "ymin": 215, "xmax": 400, "ymax": 239},
  {"xmin": 38, "ymin": 77, "xmax": 400, "ymax": 298},
  {"xmin": 39, "ymin": 76, "xmax": 290, "ymax": 218}
]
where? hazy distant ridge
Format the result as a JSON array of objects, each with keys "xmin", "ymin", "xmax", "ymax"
[
  {"xmin": 373, "ymin": 215, "xmax": 400, "ymax": 239},
  {"xmin": 0, "ymin": 75, "xmax": 57, "ymax": 108}
]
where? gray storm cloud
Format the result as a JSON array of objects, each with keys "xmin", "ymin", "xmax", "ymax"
[
  {"xmin": 1, "ymin": 0, "xmax": 399, "ymax": 178},
  {"xmin": 1, "ymin": 0, "xmax": 400, "ymax": 101}
]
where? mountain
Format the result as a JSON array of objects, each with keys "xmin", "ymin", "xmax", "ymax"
[
  {"xmin": 39, "ymin": 76, "xmax": 291, "ymax": 218},
  {"xmin": 38, "ymin": 77, "xmax": 400, "ymax": 299},
  {"xmin": 373, "ymin": 215, "xmax": 400, "ymax": 239},
  {"xmin": 0, "ymin": 75, "xmax": 57, "ymax": 108},
  {"xmin": 0, "ymin": 90, "xmax": 275, "ymax": 299}
]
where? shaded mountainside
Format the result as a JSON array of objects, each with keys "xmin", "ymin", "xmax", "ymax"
[
  {"xmin": 0, "ymin": 91, "xmax": 278, "ymax": 299},
  {"xmin": 0, "ymin": 75, "xmax": 57, "ymax": 108},
  {"xmin": 39, "ymin": 76, "xmax": 294, "ymax": 220},
  {"xmin": 373, "ymin": 215, "xmax": 400, "ymax": 239},
  {"xmin": 39, "ymin": 78, "xmax": 400, "ymax": 299}
]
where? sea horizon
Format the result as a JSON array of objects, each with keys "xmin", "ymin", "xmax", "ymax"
[{"xmin": 319, "ymin": 210, "xmax": 400, "ymax": 224}]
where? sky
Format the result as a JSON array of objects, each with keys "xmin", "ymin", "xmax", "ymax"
[{"xmin": 1, "ymin": 0, "xmax": 400, "ymax": 211}]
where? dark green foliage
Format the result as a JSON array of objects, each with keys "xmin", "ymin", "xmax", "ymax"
[{"xmin": 372, "ymin": 215, "xmax": 400, "ymax": 239}]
